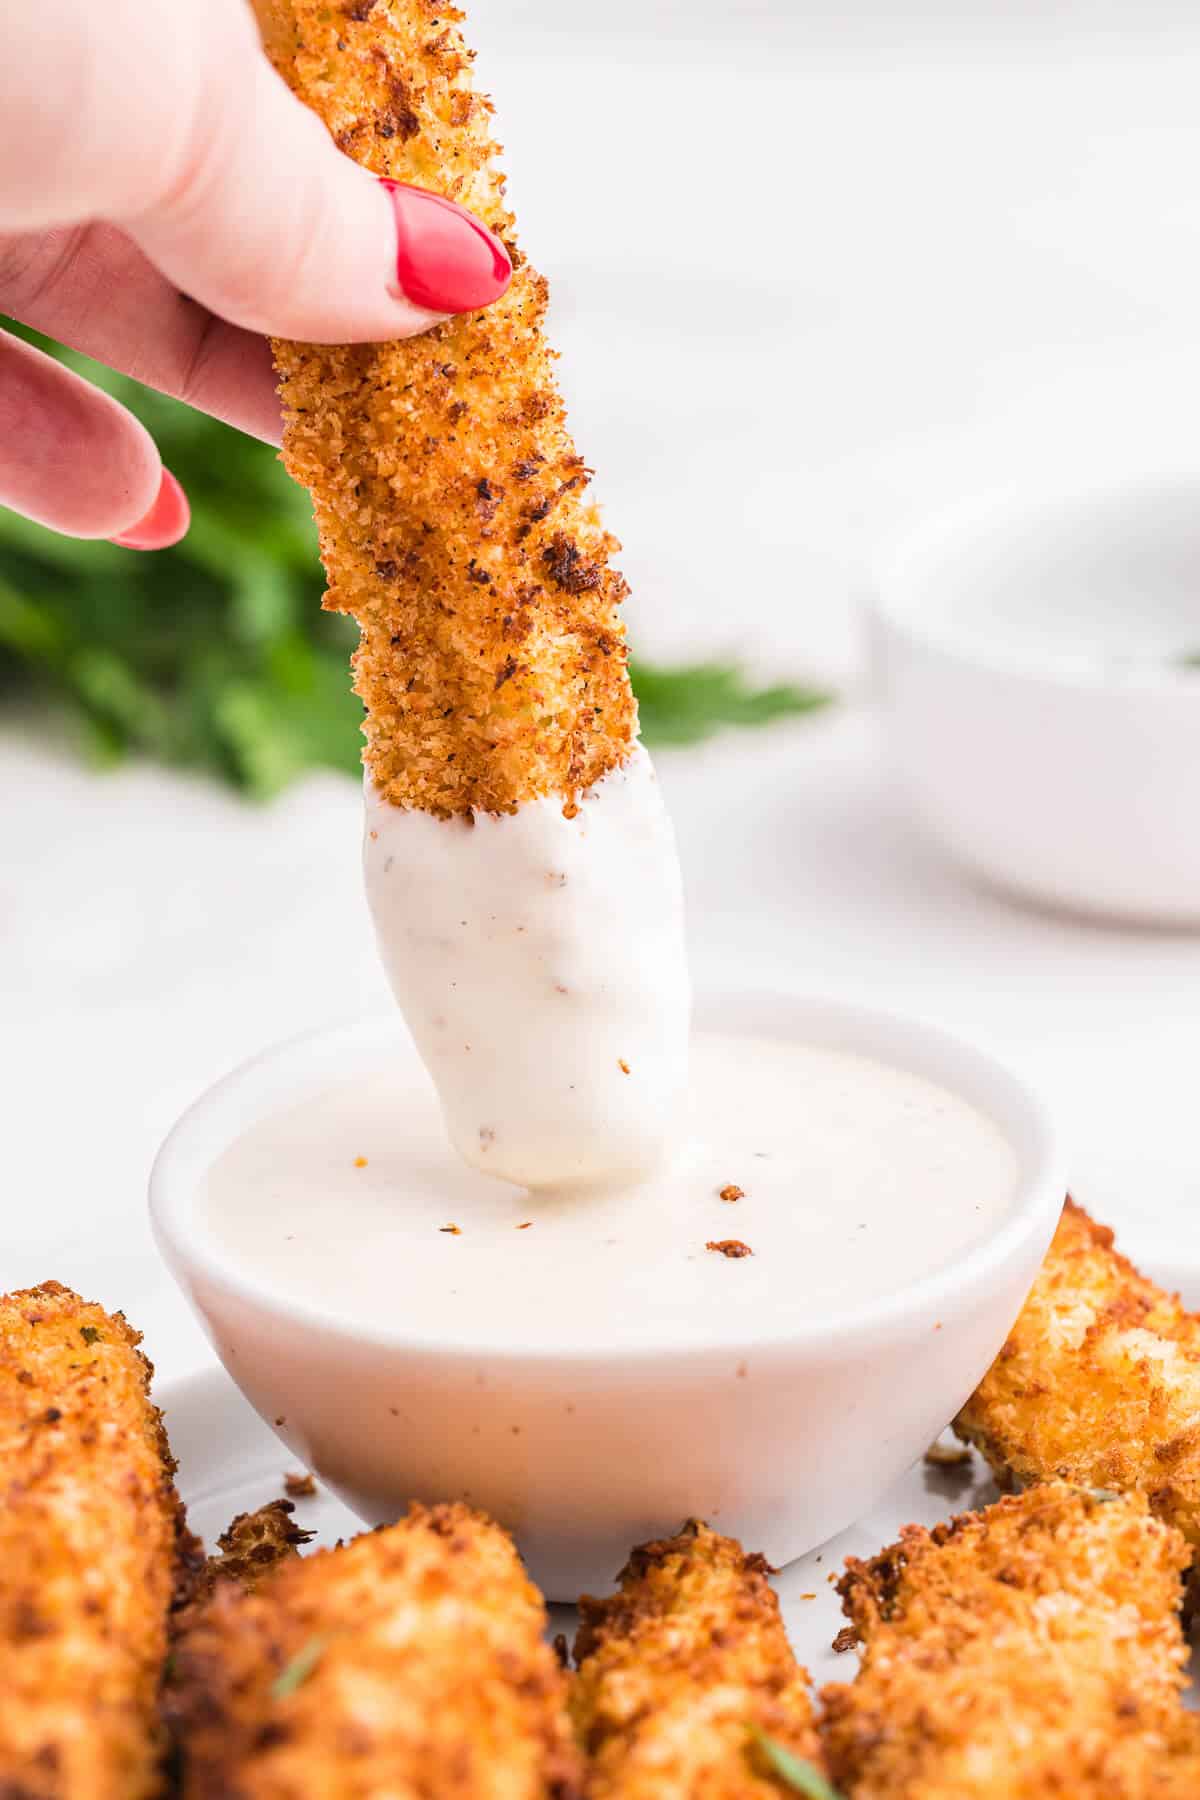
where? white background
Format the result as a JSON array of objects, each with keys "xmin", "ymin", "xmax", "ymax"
[{"xmin": 3, "ymin": 1, "xmax": 1199, "ymax": 1377}]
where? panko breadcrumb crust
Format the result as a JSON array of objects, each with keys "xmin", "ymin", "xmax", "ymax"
[
  {"xmin": 170, "ymin": 1500, "xmax": 582, "ymax": 1799},
  {"xmin": 955, "ymin": 1199, "xmax": 1200, "ymax": 1568},
  {"xmin": 0, "ymin": 1281, "xmax": 201, "ymax": 1800},
  {"xmin": 251, "ymin": 0, "xmax": 638, "ymax": 816},
  {"xmin": 187, "ymin": 1499, "xmax": 314, "ymax": 1609},
  {"xmin": 570, "ymin": 1520, "xmax": 822, "ymax": 1797},
  {"xmin": 820, "ymin": 1484, "xmax": 1200, "ymax": 1798}
]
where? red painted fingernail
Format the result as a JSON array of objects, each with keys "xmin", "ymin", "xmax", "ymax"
[
  {"xmin": 110, "ymin": 469, "xmax": 190, "ymax": 552},
  {"xmin": 381, "ymin": 179, "xmax": 511, "ymax": 314}
]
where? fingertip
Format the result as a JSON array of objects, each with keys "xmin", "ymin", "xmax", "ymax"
[
  {"xmin": 381, "ymin": 181, "xmax": 512, "ymax": 316},
  {"xmin": 109, "ymin": 468, "xmax": 190, "ymax": 551}
]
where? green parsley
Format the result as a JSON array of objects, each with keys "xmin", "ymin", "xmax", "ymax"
[
  {"xmin": 270, "ymin": 1636, "xmax": 327, "ymax": 1700},
  {"xmin": 79, "ymin": 1326, "xmax": 102, "ymax": 1346},
  {"xmin": 631, "ymin": 659, "xmax": 832, "ymax": 747},
  {"xmin": 0, "ymin": 321, "xmax": 834, "ymax": 798},
  {"xmin": 748, "ymin": 1727, "xmax": 844, "ymax": 1799}
]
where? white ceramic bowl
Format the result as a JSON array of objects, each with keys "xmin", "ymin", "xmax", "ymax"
[
  {"xmin": 872, "ymin": 475, "xmax": 1200, "ymax": 923},
  {"xmin": 150, "ymin": 992, "xmax": 1064, "ymax": 1599}
]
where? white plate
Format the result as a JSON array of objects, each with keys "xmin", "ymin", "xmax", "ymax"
[{"xmin": 163, "ymin": 1246, "xmax": 1200, "ymax": 1697}]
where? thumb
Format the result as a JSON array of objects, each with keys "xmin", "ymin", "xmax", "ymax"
[{"xmin": 126, "ymin": 52, "xmax": 511, "ymax": 345}]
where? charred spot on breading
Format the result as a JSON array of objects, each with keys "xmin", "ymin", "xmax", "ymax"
[
  {"xmin": 377, "ymin": 102, "xmax": 420, "ymax": 141},
  {"xmin": 541, "ymin": 537, "xmax": 603, "ymax": 596}
]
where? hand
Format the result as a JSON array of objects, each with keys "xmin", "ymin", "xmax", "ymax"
[{"xmin": 0, "ymin": 0, "xmax": 510, "ymax": 549}]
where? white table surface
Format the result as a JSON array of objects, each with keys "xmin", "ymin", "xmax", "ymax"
[{"xmin": 4, "ymin": 8, "xmax": 1200, "ymax": 1379}]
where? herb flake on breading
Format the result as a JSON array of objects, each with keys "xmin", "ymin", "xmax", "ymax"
[
  {"xmin": 271, "ymin": 1636, "xmax": 327, "ymax": 1699},
  {"xmin": 748, "ymin": 1726, "xmax": 844, "ymax": 1798}
]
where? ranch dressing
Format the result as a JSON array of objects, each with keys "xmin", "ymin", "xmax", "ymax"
[
  {"xmin": 362, "ymin": 747, "xmax": 690, "ymax": 1190},
  {"xmin": 202, "ymin": 1030, "xmax": 1019, "ymax": 1351}
]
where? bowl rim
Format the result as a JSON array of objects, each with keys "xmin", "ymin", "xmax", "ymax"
[
  {"xmin": 149, "ymin": 990, "xmax": 1066, "ymax": 1364},
  {"xmin": 869, "ymin": 471, "xmax": 1200, "ymax": 696}
]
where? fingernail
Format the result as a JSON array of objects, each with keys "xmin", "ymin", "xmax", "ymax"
[
  {"xmin": 110, "ymin": 469, "xmax": 190, "ymax": 551},
  {"xmin": 381, "ymin": 180, "xmax": 512, "ymax": 314}
]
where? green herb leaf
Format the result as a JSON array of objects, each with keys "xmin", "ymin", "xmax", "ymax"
[
  {"xmin": 1176, "ymin": 650, "xmax": 1200, "ymax": 669},
  {"xmin": 632, "ymin": 660, "xmax": 832, "ymax": 748},
  {"xmin": 748, "ymin": 1727, "xmax": 844, "ymax": 1799},
  {"xmin": 270, "ymin": 1636, "xmax": 326, "ymax": 1699},
  {"xmin": 79, "ymin": 1326, "xmax": 102, "ymax": 1346}
]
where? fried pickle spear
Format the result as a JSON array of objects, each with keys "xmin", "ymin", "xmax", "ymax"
[
  {"xmin": 571, "ymin": 1521, "xmax": 822, "ymax": 1798},
  {"xmin": 0, "ymin": 1281, "xmax": 200, "ymax": 1800},
  {"xmin": 252, "ymin": 0, "xmax": 637, "ymax": 817},
  {"xmin": 955, "ymin": 1199, "xmax": 1200, "ymax": 1562},
  {"xmin": 820, "ymin": 1484, "xmax": 1200, "ymax": 1799},
  {"xmin": 171, "ymin": 1500, "xmax": 581, "ymax": 1798}
]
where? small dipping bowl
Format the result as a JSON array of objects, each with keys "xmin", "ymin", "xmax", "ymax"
[
  {"xmin": 151, "ymin": 992, "xmax": 1063, "ymax": 1598},
  {"xmin": 871, "ymin": 475, "xmax": 1200, "ymax": 924}
]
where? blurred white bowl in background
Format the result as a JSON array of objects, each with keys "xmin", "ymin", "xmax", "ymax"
[{"xmin": 871, "ymin": 475, "xmax": 1200, "ymax": 924}]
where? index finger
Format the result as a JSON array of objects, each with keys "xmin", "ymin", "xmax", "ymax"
[{"xmin": 1, "ymin": 221, "xmax": 283, "ymax": 444}]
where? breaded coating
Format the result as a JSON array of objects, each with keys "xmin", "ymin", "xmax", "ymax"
[
  {"xmin": 252, "ymin": 0, "xmax": 637, "ymax": 816},
  {"xmin": 820, "ymin": 1484, "xmax": 1200, "ymax": 1798},
  {"xmin": 191, "ymin": 1499, "xmax": 314, "ymax": 1606},
  {"xmin": 571, "ymin": 1521, "xmax": 822, "ymax": 1798},
  {"xmin": 955, "ymin": 1199, "xmax": 1200, "ymax": 1562},
  {"xmin": 171, "ymin": 1500, "xmax": 581, "ymax": 1798},
  {"xmin": 0, "ymin": 1281, "xmax": 200, "ymax": 1800}
]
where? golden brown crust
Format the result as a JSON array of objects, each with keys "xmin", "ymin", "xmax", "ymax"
[
  {"xmin": 955, "ymin": 1199, "xmax": 1200, "ymax": 1559},
  {"xmin": 252, "ymin": 0, "xmax": 638, "ymax": 816},
  {"xmin": 170, "ymin": 1500, "xmax": 582, "ymax": 1798},
  {"xmin": 0, "ymin": 1281, "xmax": 201, "ymax": 1799},
  {"xmin": 190, "ymin": 1500, "xmax": 314, "ymax": 1608},
  {"xmin": 820, "ymin": 1484, "xmax": 1200, "ymax": 1798},
  {"xmin": 570, "ymin": 1520, "xmax": 821, "ymax": 1797}
]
